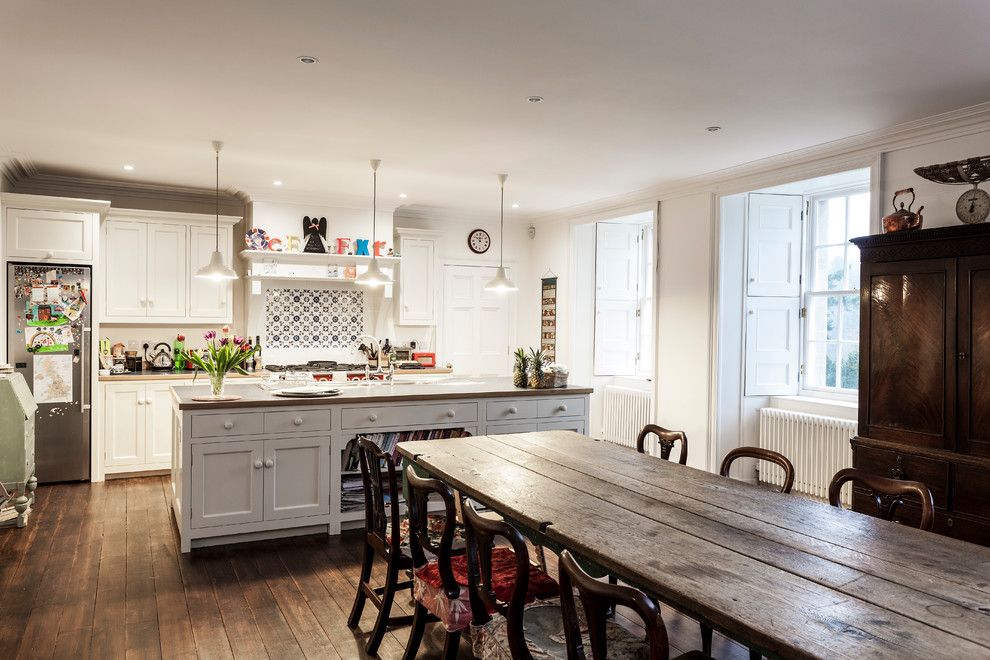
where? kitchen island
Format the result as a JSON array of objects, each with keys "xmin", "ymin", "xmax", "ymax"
[{"xmin": 169, "ymin": 378, "xmax": 592, "ymax": 552}]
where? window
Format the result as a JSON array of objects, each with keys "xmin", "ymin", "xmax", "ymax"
[
  {"xmin": 802, "ymin": 188, "xmax": 870, "ymax": 395},
  {"xmin": 637, "ymin": 223, "xmax": 655, "ymax": 377}
]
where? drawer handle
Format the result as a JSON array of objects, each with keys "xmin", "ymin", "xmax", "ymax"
[
  {"xmin": 253, "ymin": 460, "xmax": 263, "ymax": 470},
  {"xmin": 946, "ymin": 517, "xmax": 954, "ymax": 528},
  {"xmin": 292, "ymin": 417, "xmax": 303, "ymax": 426},
  {"xmin": 508, "ymin": 406, "xmax": 518, "ymax": 415},
  {"xmin": 557, "ymin": 404, "xmax": 568, "ymax": 413},
  {"xmin": 264, "ymin": 458, "xmax": 274, "ymax": 469},
  {"xmin": 368, "ymin": 413, "xmax": 379, "ymax": 422},
  {"xmin": 446, "ymin": 409, "xmax": 456, "ymax": 418},
  {"xmin": 223, "ymin": 421, "xmax": 234, "ymax": 430},
  {"xmin": 889, "ymin": 456, "xmax": 905, "ymax": 480}
]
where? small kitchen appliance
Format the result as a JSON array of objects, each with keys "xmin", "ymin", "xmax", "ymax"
[
  {"xmin": 412, "ymin": 352, "xmax": 436, "ymax": 367},
  {"xmin": 146, "ymin": 342, "xmax": 174, "ymax": 371}
]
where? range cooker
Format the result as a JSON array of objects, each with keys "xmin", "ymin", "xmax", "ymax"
[{"xmin": 264, "ymin": 360, "xmax": 367, "ymax": 373}]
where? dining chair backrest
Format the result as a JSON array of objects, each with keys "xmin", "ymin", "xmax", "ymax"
[
  {"xmin": 558, "ymin": 549, "xmax": 671, "ymax": 660},
  {"xmin": 357, "ymin": 436, "xmax": 402, "ymax": 552},
  {"xmin": 404, "ymin": 466, "xmax": 461, "ymax": 598},
  {"xmin": 462, "ymin": 500, "xmax": 535, "ymax": 660},
  {"xmin": 828, "ymin": 467, "xmax": 935, "ymax": 531},
  {"xmin": 636, "ymin": 424, "xmax": 688, "ymax": 465},
  {"xmin": 719, "ymin": 446, "xmax": 796, "ymax": 494}
]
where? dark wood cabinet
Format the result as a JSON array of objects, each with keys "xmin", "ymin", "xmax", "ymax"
[{"xmin": 852, "ymin": 224, "xmax": 990, "ymax": 546}]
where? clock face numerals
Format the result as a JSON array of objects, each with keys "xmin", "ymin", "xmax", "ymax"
[
  {"xmin": 468, "ymin": 228, "xmax": 491, "ymax": 254},
  {"xmin": 957, "ymin": 187, "xmax": 990, "ymax": 224}
]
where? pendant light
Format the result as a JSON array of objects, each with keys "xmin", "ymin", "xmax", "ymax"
[
  {"xmin": 355, "ymin": 159, "xmax": 392, "ymax": 287},
  {"xmin": 484, "ymin": 173, "xmax": 517, "ymax": 293},
  {"xmin": 195, "ymin": 140, "xmax": 238, "ymax": 280}
]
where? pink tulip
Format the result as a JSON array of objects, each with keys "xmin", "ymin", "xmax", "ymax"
[
  {"xmin": 219, "ymin": 337, "xmax": 230, "ymax": 346},
  {"xmin": 203, "ymin": 330, "xmax": 216, "ymax": 340},
  {"xmin": 233, "ymin": 335, "xmax": 245, "ymax": 345},
  {"xmin": 222, "ymin": 325, "xmax": 230, "ymax": 334}
]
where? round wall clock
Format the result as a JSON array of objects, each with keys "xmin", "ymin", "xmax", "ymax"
[
  {"xmin": 956, "ymin": 186, "xmax": 990, "ymax": 224},
  {"xmin": 468, "ymin": 228, "xmax": 491, "ymax": 254}
]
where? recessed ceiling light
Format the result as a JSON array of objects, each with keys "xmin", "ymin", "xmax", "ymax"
[
  {"xmin": 527, "ymin": 95, "xmax": 544, "ymax": 103},
  {"xmin": 398, "ymin": 193, "xmax": 408, "ymax": 199},
  {"xmin": 296, "ymin": 55, "xmax": 319, "ymax": 64},
  {"xmin": 122, "ymin": 164, "xmax": 135, "ymax": 171},
  {"xmin": 273, "ymin": 180, "xmax": 283, "ymax": 186},
  {"xmin": 706, "ymin": 126, "xmax": 722, "ymax": 132},
  {"xmin": 511, "ymin": 203, "xmax": 519, "ymax": 209}
]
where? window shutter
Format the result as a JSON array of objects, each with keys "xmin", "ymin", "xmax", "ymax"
[
  {"xmin": 746, "ymin": 193, "xmax": 803, "ymax": 297},
  {"xmin": 744, "ymin": 296, "xmax": 801, "ymax": 396},
  {"xmin": 594, "ymin": 222, "xmax": 640, "ymax": 376}
]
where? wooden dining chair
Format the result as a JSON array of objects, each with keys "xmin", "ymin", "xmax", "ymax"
[
  {"xmin": 828, "ymin": 467, "xmax": 935, "ymax": 531},
  {"xmin": 719, "ymin": 446, "xmax": 796, "ymax": 494},
  {"xmin": 558, "ymin": 549, "xmax": 708, "ymax": 660},
  {"xmin": 637, "ymin": 424, "xmax": 688, "ymax": 465},
  {"xmin": 347, "ymin": 437, "xmax": 415, "ymax": 656}
]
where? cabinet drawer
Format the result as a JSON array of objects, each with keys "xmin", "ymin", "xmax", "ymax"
[
  {"xmin": 952, "ymin": 463, "xmax": 990, "ymax": 518},
  {"xmin": 486, "ymin": 399, "xmax": 538, "ymax": 422},
  {"xmin": 264, "ymin": 409, "xmax": 331, "ymax": 435},
  {"xmin": 191, "ymin": 412, "xmax": 264, "ymax": 438},
  {"xmin": 341, "ymin": 402, "xmax": 478, "ymax": 430},
  {"xmin": 853, "ymin": 445, "xmax": 948, "ymax": 508},
  {"xmin": 537, "ymin": 396, "xmax": 586, "ymax": 419}
]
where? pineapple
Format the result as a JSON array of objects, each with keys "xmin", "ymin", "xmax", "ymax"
[
  {"xmin": 512, "ymin": 348, "xmax": 528, "ymax": 388},
  {"xmin": 527, "ymin": 347, "xmax": 547, "ymax": 389}
]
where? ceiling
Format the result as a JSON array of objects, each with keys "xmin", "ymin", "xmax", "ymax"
[{"xmin": 2, "ymin": 0, "xmax": 990, "ymax": 218}]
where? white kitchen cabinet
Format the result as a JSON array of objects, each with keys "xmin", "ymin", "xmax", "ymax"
[
  {"xmin": 190, "ymin": 439, "xmax": 265, "ymax": 528},
  {"xmin": 146, "ymin": 383, "xmax": 174, "ymax": 465},
  {"xmin": 395, "ymin": 227, "xmax": 439, "ymax": 325},
  {"xmin": 188, "ymin": 224, "xmax": 233, "ymax": 321},
  {"xmin": 264, "ymin": 436, "xmax": 331, "ymax": 520},
  {"xmin": 104, "ymin": 221, "xmax": 148, "ymax": 317},
  {"xmin": 103, "ymin": 381, "xmax": 175, "ymax": 472},
  {"xmin": 146, "ymin": 223, "xmax": 187, "ymax": 318},
  {"xmin": 4, "ymin": 207, "xmax": 97, "ymax": 262}
]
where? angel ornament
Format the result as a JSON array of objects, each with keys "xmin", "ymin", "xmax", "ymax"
[{"xmin": 303, "ymin": 216, "xmax": 328, "ymax": 253}]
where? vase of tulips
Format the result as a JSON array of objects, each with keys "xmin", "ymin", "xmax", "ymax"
[{"xmin": 177, "ymin": 326, "xmax": 259, "ymax": 400}]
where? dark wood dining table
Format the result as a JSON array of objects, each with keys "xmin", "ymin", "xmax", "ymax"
[{"xmin": 397, "ymin": 430, "xmax": 990, "ymax": 660}]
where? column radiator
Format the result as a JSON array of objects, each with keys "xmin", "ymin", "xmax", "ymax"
[
  {"xmin": 602, "ymin": 385, "xmax": 653, "ymax": 448},
  {"xmin": 758, "ymin": 408, "xmax": 856, "ymax": 505}
]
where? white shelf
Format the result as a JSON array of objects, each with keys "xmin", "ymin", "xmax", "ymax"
[
  {"xmin": 246, "ymin": 273, "xmax": 362, "ymax": 284},
  {"xmin": 239, "ymin": 250, "xmax": 400, "ymax": 266}
]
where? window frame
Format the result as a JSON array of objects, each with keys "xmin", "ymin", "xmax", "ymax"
[
  {"xmin": 635, "ymin": 222, "xmax": 655, "ymax": 379},
  {"xmin": 799, "ymin": 185, "xmax": 869, "ymax": 400}
]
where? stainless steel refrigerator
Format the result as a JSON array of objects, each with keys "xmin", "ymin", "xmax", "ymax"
[{"xmin": 7, "ymin": 264, "xmax": 91, "ymax": 482}]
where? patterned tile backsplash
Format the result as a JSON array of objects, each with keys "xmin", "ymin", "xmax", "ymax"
[{"xmin": 264, "ymin": 288, "xmax": 366, "ymax": 350}]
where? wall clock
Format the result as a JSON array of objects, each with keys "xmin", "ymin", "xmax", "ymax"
[{"xmin": 468, "ymin": 228, "xmax": 491, "ymax": 254}]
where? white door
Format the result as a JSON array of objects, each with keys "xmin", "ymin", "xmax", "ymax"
[
  {"xmin": 188, "ymin": 224, "xmax": 233, "ymax": 320},
  {"xmin": 745, "ymin": 297, "xmax": 801, "ymax": 396},
  {"xmin": 146, "ymin": 223, "xmax": 187, "ymax": 318},
  {"xmin": 104, "ymin": 383, "xmax": 145, "ymax": 467},
  {"xmin": 5, "ymin": 208, "xmax": 95, "ymax": 261},
  {"xmin": 398, "ymin": 237, "xmax": 437, "ymax": 324},
  {"xmin": 746, "ymin": 194, "xmax": 803, "ymax": 297},
  {"xmin": 104, "ymin": 221, "xmax": 148, "ymax": 318},
  {"xmin": 264, "ymin": 436, "xmax": 331, "ymax": 520},
  {"xmin": 190, "ymin": 439, "xmax": 265, "ymax": 528},
  {"xmin": 145, "ymin": 383, "xmax": 173, "ymax": 467},
  {"xmin": 594, "ymin": 223, "xmax": 641, "ymax": 376},
  {"xmin": 441, "ymin": 265, "xmax": 514, "ymax": 376}
]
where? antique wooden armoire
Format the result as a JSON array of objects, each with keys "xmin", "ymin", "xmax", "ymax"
[{"xmin": 851, "ymin": 223, "xmax": 990, "ymax": 545}]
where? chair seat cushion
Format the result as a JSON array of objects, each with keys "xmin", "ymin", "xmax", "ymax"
[
  {"xmin": 391, "ymin": 514, "xmax": 465, "ymax": 550},
  {"xmin": 412, "ymin": 546, "xmax": 559, "ymax": 632}
]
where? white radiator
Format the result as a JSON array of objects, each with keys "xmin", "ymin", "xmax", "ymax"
[
  {"xmin": 758, "ymin": 408, "xmax": 856, "ymax": 505},
  {"xmin": 602, "ymin": 385, "xmax": 653, "ymax": 448}
]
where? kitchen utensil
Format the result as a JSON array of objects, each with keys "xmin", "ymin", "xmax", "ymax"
[
  {"xmin": 882, "ymin": 188, "xmax": 924, "ymax": 233},
  {"xmin": 914, "ymin": 155, "xmax": 990, "ymax": 224},
  {"xmin": 146, "ymin": 342, "xmax": 174, "ymax": 371},
  {"xmin": 272, "ymin": 386, "xmax": 341, "ymax": 398}
]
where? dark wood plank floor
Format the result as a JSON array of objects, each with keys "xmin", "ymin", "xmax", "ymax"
[{"xmin": 0, "ymin": 477, "xmax": 748, "ymax": 659}]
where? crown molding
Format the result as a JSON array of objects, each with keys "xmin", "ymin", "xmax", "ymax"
[
  {"xmin": 394, "ymin": 203, "xmax": 528, "ymax": 226},
  {"xmin": 531, "ymin": 101, "xmax": 990, "ymax": 224},
  {"xmin": 248, "ymin": 189, "xmax": 398, "ymax": 213},
  {"xmin": 107, "ymin": 207, "xmax": 242, "ymax": 224}
]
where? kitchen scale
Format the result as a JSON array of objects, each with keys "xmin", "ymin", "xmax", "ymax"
[{"xmin": 914, "ymin": 155, "xmax": 990, "ymax": 224}]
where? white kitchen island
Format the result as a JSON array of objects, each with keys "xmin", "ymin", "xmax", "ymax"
[{"xmin": 169, "ymin": 378, "xmax": 592, "ymax": 552}]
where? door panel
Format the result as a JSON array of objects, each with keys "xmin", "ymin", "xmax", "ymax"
[
  {"xmin": 190, "ymin": 439, "xmax": 264, "ymax": 528},
  {"xmin": 264, "ymin": 436, "xmax": 331, "ymax": 520},
  {"xmin": 146, "ymin": 223, "xmax": 187, "ymax": 318},
  {"xmin": 105, "ymin": 384, "xmax": 145, "ymax": 467},
  {"xmin": 5, "ymin": 208, "xmax": 94, "ymax": 261},
  {"xmin": 744, "ymin": 297, "xmax": 800, "ymax": 395},
  {"xmin": 145, "ymin": 384, "xmax": 173, "ymax": 466},
  {"xmin": 441, "ymin": 266, "xmax": 514, "ymax": 376},
  {"xmin": 104, "ymin": 221, "xmax": 148, "ymax": 317},
  {"xmin": 398, "ymin": 237, "xmax": 436, "ymax": 324},
  {"xmin": 189, "ymin": 225, "xmax": 233, "ymax": 320},
  {"xmin": 746, "ymin": 194, "xmax": 803, "ymax": 297},
  {"xmin": 958, "ymin": 256, "xmax": 990, "ymax": 456}
]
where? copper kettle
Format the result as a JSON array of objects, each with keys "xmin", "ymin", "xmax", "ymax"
[{"xmin": 882, "ymin": 188, "xmax": 924, "ymax": 233}]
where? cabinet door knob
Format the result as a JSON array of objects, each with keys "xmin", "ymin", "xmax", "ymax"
[
  {"xmin": 146, "ymin": 398, "xmax": 153, "ymax": 405},
  {"xmin": 293, "ymin": 417, "xmax": 303, "ymax": 426},
  {"xmin": 508, "ymin": 406, "xmax": 518, "ymax": 415},
  {"xmin": 446, "ymin": 409, "xmax": 456, "ymax": 418},
  {"xmin": 223, "ymin": 421, "xmax": 234, "ymax": 430},
  {"xmin": 958, "ymin": 352, "xmax": 968, "ymax": 361},
  {"xmin": 264, "ymin": 458, "xmax": 274, "ymax": 468},
  {"xmin": 368, "ymin": 413, "xmax": 378, "ymax": 422},
  {"xmin": 253, "ymin": 460, "xmax": 263, "ymax": 469},
  {"xmin": 557, "ymin": 404, "xmax": 568, "ymax": 413},
  {"xmin": 136, "ymin": 399, "xmax": 145, "ymax": 406}
]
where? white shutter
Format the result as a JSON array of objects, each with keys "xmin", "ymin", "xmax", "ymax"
[
  {"xmin": 745, "ymin": 296, "xmax": 801, "ymax": 396},
  {"xmin": 594, "ymin": 223, "xmax": 640, "ymax": 376},
  {"xmin": 746, "ymin": 193, "xmax": 803, "ymax": 297}
]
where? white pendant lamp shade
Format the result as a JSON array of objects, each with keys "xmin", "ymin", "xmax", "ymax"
[
  {"xmin": 195, "ymin": 140, "xmax": 238, "ymax": 280},
  {"xmin": 356, "ymin": 158, "xmax": 393, "ymax": 287},
  {"xmin": 484, "ymin": 173, "xmax": 517, "ymax": 293}
]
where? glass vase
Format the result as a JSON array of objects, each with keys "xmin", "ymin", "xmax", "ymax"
[{"xmin": 209, "ymin": 371, "xmax": 226, "ymax": 398}]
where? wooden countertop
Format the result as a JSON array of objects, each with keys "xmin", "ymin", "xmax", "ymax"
[
  {"xmin": 172, "ymin": 378, "xmax": 592, "ymax": 410},
  {"xmin": 100, "ymin": 367, "xmax": 453, "ymax": 383}
]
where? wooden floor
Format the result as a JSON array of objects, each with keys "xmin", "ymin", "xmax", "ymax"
[{"xmin": 0, "ymin": 477, "xmax": 748, "ymax": 659}]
